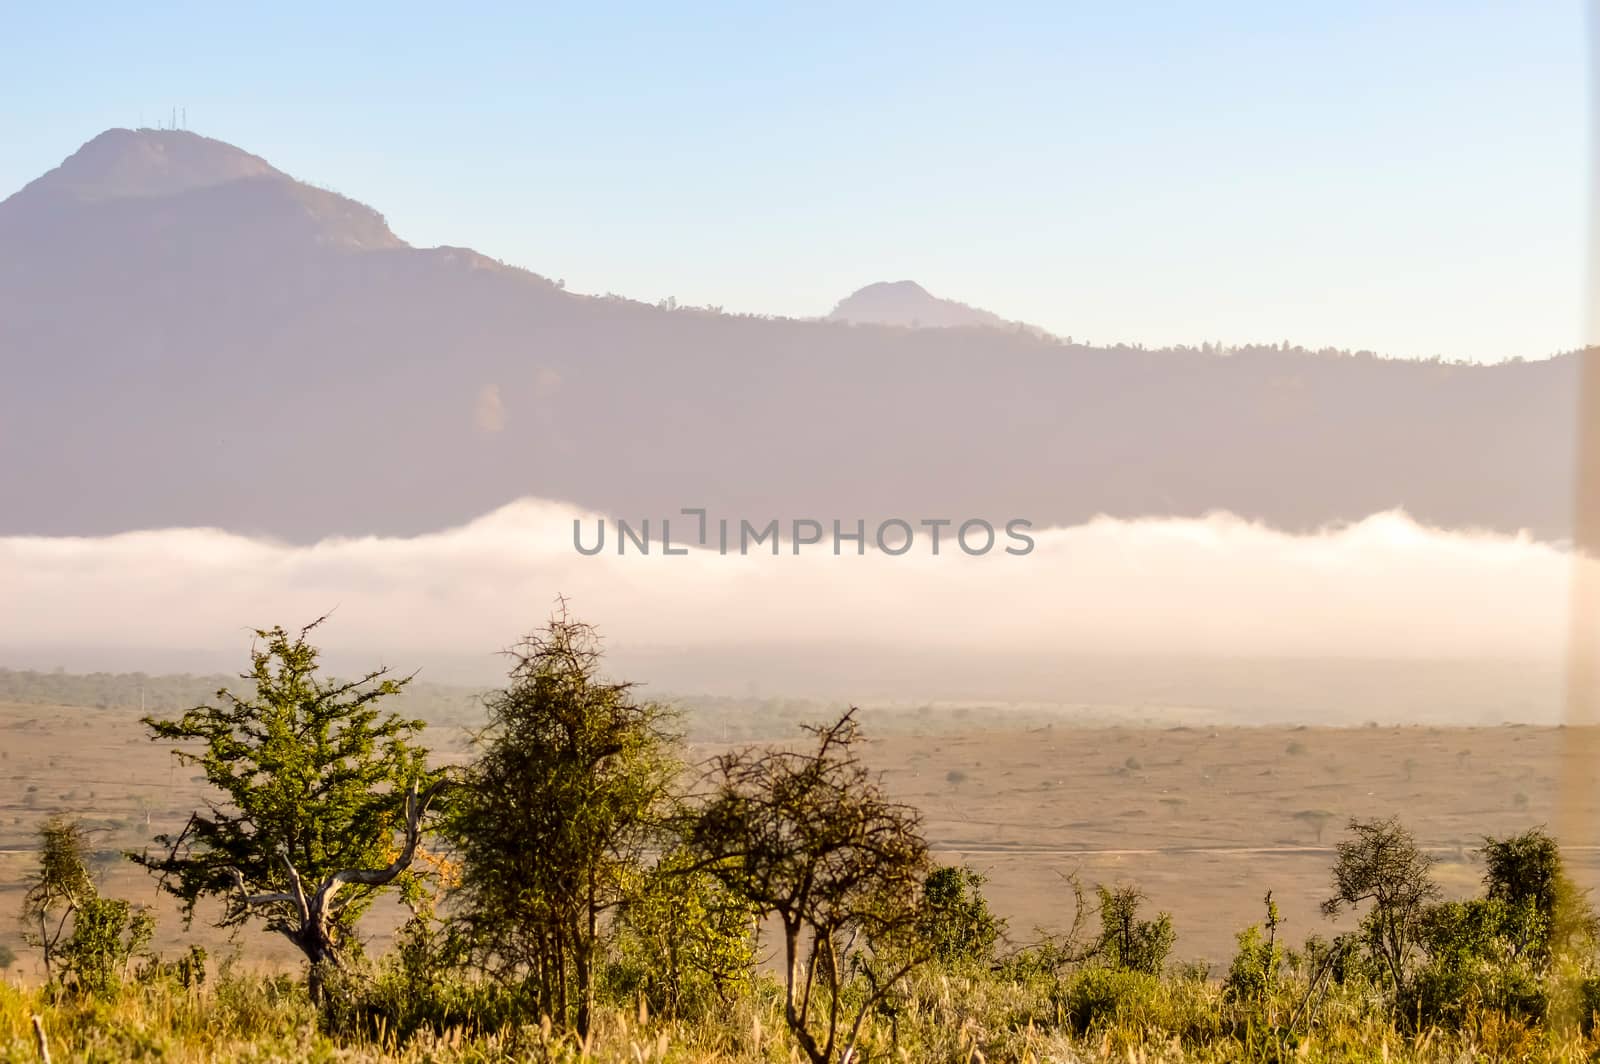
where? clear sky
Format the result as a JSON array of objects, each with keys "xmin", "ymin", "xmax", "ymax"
[{"xmin": 1, "ymin": 2, "xmax": 1588, "ymax": 362}]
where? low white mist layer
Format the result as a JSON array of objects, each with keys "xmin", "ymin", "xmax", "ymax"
[{"xmin": 0, "ymin": 501, "xmax": 1571, "ymax": 698}]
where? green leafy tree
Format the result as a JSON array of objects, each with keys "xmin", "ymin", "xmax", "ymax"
[
  {"xmin": 133, "ymin": 619, "xmax": 443, "ymax": 1002},
  {"xmin": 448, "ymin": 604, "xmax": 680, "ymax": 1038},
  {"xmin": 1321, "ymin": 816, "xmax": 1440, "ymax": 1000},
  {"xmin": 691, "ymin": 709, "xmax": 932, "ymax": 1064},
  {"xmin": 917, "ymin": 865, "xmax": 1003, "ymax": 966}
]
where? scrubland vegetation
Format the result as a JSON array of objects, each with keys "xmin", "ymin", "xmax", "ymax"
[{"xmin": 6, "ymin": 611, "xmax": 1600, "ymax": 1061}]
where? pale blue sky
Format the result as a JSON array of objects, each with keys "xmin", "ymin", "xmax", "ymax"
[{"xmin": 1, "ymin": 2, "xmax": 1589, "ymax": 361}]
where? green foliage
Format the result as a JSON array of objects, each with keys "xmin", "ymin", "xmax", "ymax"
[
  {"xmin": 1223, "ymin": 893, "xmax": 1285, "ymax": 1003},
  {"xmin": 606, "ymin": 848, "xmax": 760, "ymax": 1019},
  {"xmin": 132, "ymin": 618, "xmax": 441, "ymax": 995},
  {"xmin": 0, "ymin": 943, "xmax": 14, "ymax": 970},
  {"xmin": 23, "ymin": 626, "xmax": 1600, "ymax": 1061},
  {"xmin": 1058, "ymin": 965, "xmax": 1218, "ymax": 1043},
  {"xmin": 332, "ymin": 872, "xmax": 477, "ymax": 1042},
  {"xmin": 12, "ymin": 871, "xmax": 1600, "ymax": 1062},
  {"xmin": 181, "ymin": 946, "xmax": 208, "ymax": 989},
  {"xmin": 1481, "ymin": 827, "xmax": 1597, "ymax": 959},
  {"xmin": 447, "ymin": 603, "xmax": 680, "ymax": 1037},
  {"xmin": 1407, "ymin": 896, "xmax": 1549, "ymax": 1031},
  {"xmin": 1420, "ymin": 897, "xmax": 1541, "ymax": 968},
  {"xmin": 1393, "ymin": 831, "xmax": 1599, "ymax": 1030},
  {"xmin": 57, "ymin": 896, "xmax": 155, "ymax": 998},
  {"xmin": 916, "ymin": 865, "xmax": 1003, "ymax": 967},
  {"xmin": 1094, "ymin": 884, "xmax": 1175, "ymax": 975}
]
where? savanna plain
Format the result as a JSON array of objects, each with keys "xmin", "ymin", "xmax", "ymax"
[{"xmin": 0, "ymin": 663, "xmax": 1596, "ymax": 1062}]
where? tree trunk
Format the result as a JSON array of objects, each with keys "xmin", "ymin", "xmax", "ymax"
[
  {"xmin": 555, "ymin": 936, "xmax": 568, "ymax": 1025},
  {"xmin": 577, "ymin": 876, "xmax": 598, "ymax": 1039},
  {"xmin": 37, "ymin": 914, "xmax": 54, "ymax": 983},
  {"xmin": 293, "ymin": 919, "xmax": 344, "ymax": 1006},
  {"xmin": 780, "ymin": 920, "xmax": 827, "ymax": 1064},
  {"xmin": 574, "ymin": 945, "xmax": 592, "ymax": 1039}
]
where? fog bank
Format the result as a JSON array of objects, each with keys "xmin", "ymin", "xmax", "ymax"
[{"xmin": 0, "ymin": 500, "xmax": 1572, "ymax": 718}]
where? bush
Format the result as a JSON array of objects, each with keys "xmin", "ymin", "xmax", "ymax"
[
  {"xmin": 1095, "ymin": 885, "xmax": 1174, "ymax": 975},
  {"xmin": 1224, "ymin": 925, "xmax": 1282, "ymax": 1004},
  {"xmin": 1058, "ymin": 966, "xmax": 1218, "ymax": 1044},
  {"xmin": 605, "ymin": 848, "xmax": 759, "ymax": 1019},
  {"xmin": 917, "ymin": 865, "xmax": 1004, "ymax": 967},
  {"xmin": 1406, "ymin": 953, "xmax": 1546, "ymax": 1031},
  {"xmin": 1223, "ymin": 894, "xmax": 1285, "ymax": 1004},
  {"xmin": 57, "ymin": 896, "xmax": 155, "ymax": 998}
]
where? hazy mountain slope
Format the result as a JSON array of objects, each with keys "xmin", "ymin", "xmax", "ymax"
[{"xmin": 0, "ymin": 129, "xmax": 1578, "ymax": 541}]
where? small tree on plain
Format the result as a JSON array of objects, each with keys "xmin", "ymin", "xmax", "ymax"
[
  {"xmin": 57, "ymin": 895, "xmax": 155, "ymax": 998},
  {"xmin": 691, "ymin": 708, "xmax": 931, "ymax": 1064},
  {"xmin": 1321, "ymin": 816, "xmax": 1440, "ymax": 999},
  {"xmin": 1222, "ymin": 892, "xmax": 1284, "ymax": 1003},
  {"xmin": 20, "ymin": 816, "xmax": 96, "ymax": 981},
  {"xmin": 21, "ymin": 816, "xmax": 152, "ymax": 996},
  {"xmin": 1293, "ymin": 809, "xmax": 1334, "ymax": 844}
]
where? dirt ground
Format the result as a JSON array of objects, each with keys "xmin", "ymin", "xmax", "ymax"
[{"xmin": 1, "ymin": 700, "xmax": 1595, "ymax": 975}]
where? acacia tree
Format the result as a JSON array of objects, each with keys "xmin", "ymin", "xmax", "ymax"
[
  {"xmin": 691, "ymin": 709, "xmax": 931, "ymax": 1064},
  {"xmin": 448, "ymin": 605, "xmax": 679, "ymax": 1038},
  {"xmin": 133, "ymin": 619, "xmax": 444, "ymax": 1002},
  {"xmin": 1321, "ymin": 816, "xmax": 1440, "ymax": 999}
]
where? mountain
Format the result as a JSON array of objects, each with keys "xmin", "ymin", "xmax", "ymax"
[
  {"xmin": 826, "ymin": 280, "xmax": 1036, "ymax": 332},
  {"xmin": 0, "ymin": 129, "xmax": 1579, "ymax": 541}
]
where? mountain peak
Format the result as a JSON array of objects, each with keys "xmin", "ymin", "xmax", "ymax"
[
  {"xmin": 857, "ymin": 279, "xmax": 934, "ymax": 299},
  {"xmin": 24, "ymin": 128, "xmax": 282, "ymax": 204},
  {"xmin": 2, "ymin": 128, "xmax": 404, "ymax": 253},
  {"xmin": 827, "ymin": 279, "xmax": 1016, "ymax": 330}
]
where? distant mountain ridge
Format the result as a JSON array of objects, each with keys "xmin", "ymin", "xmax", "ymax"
[{"xmin": 0, "ymin": 129, "xmax": 1579, "ymax": 542}]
